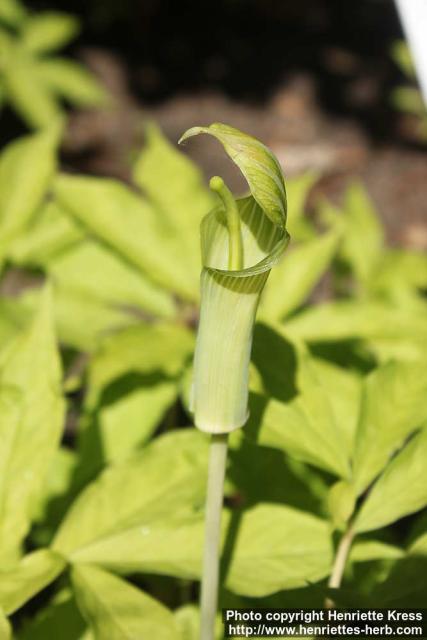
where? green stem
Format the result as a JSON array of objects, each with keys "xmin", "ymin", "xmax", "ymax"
[
  {"xmin": 210, "ymin": 176, "xmax": 243, "ymax": 270},
  {"xmin": 325, "ymin": 525, "xmax": 355, "ymax": 608},
  {"xmin": 199, "ymin": 433, "xmax": 228, "ymax": 640}
]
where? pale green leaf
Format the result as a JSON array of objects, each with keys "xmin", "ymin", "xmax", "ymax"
[
  {"xmin": 0, "ymin": 287, "xmax": 65, "ymax": 561},
  {"xmin": 226, "ymin": 504, "xmax": 332, "ymax": 596},
  {"xmin": 83, "ymin": 383, "xmax": 178, "ymax": 465},
  {"xmin": 133, "ymin": 123, "xmax": 213, "ymax": 273},
  {"xmin": 249, "ymin": 323, "xmax": 351, "ymax": 478},
  {"xmin": 285, "ymin": 172, "xmax": 318, "ymax": 240},
  {"xmin": 68, "ymin": 513, "xmax": 204, "ymax": 576},
  {"xmin": 285, "ymin": 300, "xmax": 427, "ymax": 345},
  {"xmin": 179, "ymin": 122, "xmax": 287, "ymax": 228},
  {"xmin": 0, "ymin": 550, "xmax": 65, "ymax": 615},
  {"xmin": 48, "ymin": 240, "xmax": 175, "ymax": 319},
  {"xmin": 77, "ymin": 323, "xmax": 192, "ymax": 467},
  {"xmin": 32, "ymin": 446, "xmax": 77, "ymax": 525},
  {"xmin": 9, "ymin": 200, "xmax": 84, "ymax": 266},
  {"xmin": 368, "ymin": 249, "xmax": 427, "ymax": 298},
  {"xmin": 17, "ymin": 589, "xmax": 92, "ymax": 640},
  {"xmin": 339, "ymin": 182, "xmax": 384, "ymax": 286},
  {"xmin": 70, "ymin": 504, "xmax": 332, "ymax": 597},
  {"xmin": 355, "ymin": 427, "xmax": 427, "ymax": 532},
  {"xmin": 37, "ymin": 58, "xmax": 107, "ymax": 106},
  {"xmin": 0, "ymin": 608, "xmax": 11, "ymax": 640},
  {"xmin": 0, "ymin": 126, "xmax": 58, "ymax": 249},
  {"xmin": 310, "ymin": 358, "xmax": 361, "ymax": 454},
  {"xmin": 54, "ymin": 173, "xmax": 199, "ymax": 300},
  {"xmin": 72, "ymin": 565, "xmax": 179, "ymax": 640},
  {"xmin": 260, "ymin": 228, "xmax": 340, "ymax": 320},
  {"xmin": 353, "ymin": 361, "xmax": 427, "ymax": 494},
  {"xmin": 21, "ymin": 12, "xmax": 79, "ymax": 53},
  {"xmin": 2, "ymin": 53, "xmax": 63, "ymax": 129},
  {"xmin": 327, "ymin": 480, "xmax": 356, "ymax": 529},
  {"xmin": 0, "ymin": 296, "xmax": 28, "ymax": 349},
  {"xmin": 52, "ymin": 287, "xmax": 139, "ymax": 352},
  {"xmin": 0, "ymin": 285, "xmax": 139, "ymax": 354},
  {"xmin": 349, "ymin": 540, "xmax": 405, "ymax": 563},
  {"xmin": 0, "ymin": 0, "xmax": 27, "ymax": 26},
  {"xmin": 53, "ymin": 430, "xmax": 208, "ymax": 557},
  {"xmin": 87, "ymin": 322, "xmax": 193, "ymax": 395}
]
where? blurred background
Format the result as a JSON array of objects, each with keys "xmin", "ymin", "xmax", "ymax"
[{"xmin": 3, "ymin": 0, "xmax": 427, "ymax": 248}]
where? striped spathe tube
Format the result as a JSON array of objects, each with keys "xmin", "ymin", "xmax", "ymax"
[{"xmin": 179, "ymin": 123, "xmax": 290, "ymax": 434}]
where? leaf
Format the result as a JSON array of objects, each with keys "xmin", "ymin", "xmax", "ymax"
[
  {"xmin": 133, "ymin": 123, "xmax": 213, "ymax": 274},
  {"xmin": 54, "ymin": 173, "xmax": 199, "ymax": 300},
  {"xmin": 32, "ymin": 447, "xmax": 77, "ymax": 539},
  {"xmin": 349, "ymin": 540, "xmax": 405, "ymax": 563},
  {"xmin": 249, "ymin": 323, "xmax": 351, "ymax": 478},
  {"xmin": 48, "ymin": 240, "xmax": 175, "ymax": 319},
  {"xmin": 369, "ymin": 556, "xmax": 427, "ymax": 607},
  {"xmin": 9, "ymin": 200, "xmax": 84, "ymax": 266},
  {"xmin": 339, "ymin": 181, "xmax": 384, "ymax": 286},
  {"xmin": 53, "ymin": 429, "xmax": 208, "ymax": 557},
  {"xmin": 67, "ymin": 513, "xmax": 204, "ymax": 577},
  {"xmin": 260, "ymin": 228, "xmax": 340, "ymax": 320},
  {"xmin": 310, "ymin": 358, "xmax": 361, "ymax": 454},
  {"xmin": 353, "ymin": 361, "xmax": 427, "ymax": 494},
  {"xmin": 0, "ymin": 0, "xmax": 27, "ymax": 26},
  {"xmin": 21, "ymin": 12, "xmax": 79, "ymax": 53},
  {"xmin": 2, "ymin": 52, "xmax": 63, "ymax": 129},
  {"xmin": 0, "ymin": 608, "xmax": 11, "ymax": 640},
  {"xmin": 77, "ymin": 321, "xmax": 193, "ymax": 469},
  {"xmin": 369, "ymin": 249, "xmax": 427, "ymax": 299},
  {"xmin": 227, "ymin": 437, "xmax": 328, "ymax": 514},
  {"xmin": 355, "ymin": 427, "xmax": 427, "ymax": 532},
  {"xmin": 68, "ymin": 504, "xmax": 332, "ymax": 598},
  {"xmin": 0, "ymin": 287, "xmax": 65, "ymax": 561},
  {"xmin": 37, "ymin": 58, "xmax": 107, "ymax": 107},
  {"xmin": 226, "ymin": 504, "xmax": 332, "ymax": 596},
  {"xmin": 0, "ymin": 126, "xmax": 58, "ymax": 250},
  {"xmin": 17, "ymin": 589, "xmax": 92, "ymax": 640},
  {"xmin": 285, "ymin": 299, "xmax": 427, "ymax": 345},
  {"xmin": 72, "ymin": 565, "xmax": 179, "ymax": 640},
  {"xmin": 179, "ymin": 122, "xmax": 287, "ymax": 228},
  {"xmin": 83, "ymin": 383, "xmax": 178, "ymax": 466},
  {"xmin": 0, "ymin": 285, "xmax": 139, "ymax": 354},
  {"xmin": 285, "ymin": 172, "xmax": 318, "ymax": 240},
  {"xmin": 52, "ymin": 288, "xmax": 139, "ymax": 352},
  {"xmin": 87, "ymin": 322, "xmax": 194, "ymax": 394},
  {"xmin": 0, "ymin": 550, "xmax": 65, "ymax": 615},
  {"xmin": 327, "ymin": 481, "xmax": 356, "ymax": 529}
]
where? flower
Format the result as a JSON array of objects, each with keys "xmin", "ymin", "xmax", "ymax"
[{"xmin": 179, "ymin": 123, "xmax": 289, "ymax": 434}]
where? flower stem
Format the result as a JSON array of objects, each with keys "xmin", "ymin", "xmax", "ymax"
[
  {"xmin": 200, "ymin": 433, "xmax": 228, "ymax": 640},
  {"xmin": 210, "ymin": 176, "xmax": 243, "ymax": 270},
  {"xmin": 325, "ymin": 525, "xmax": 355, "ymax": 608}
]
